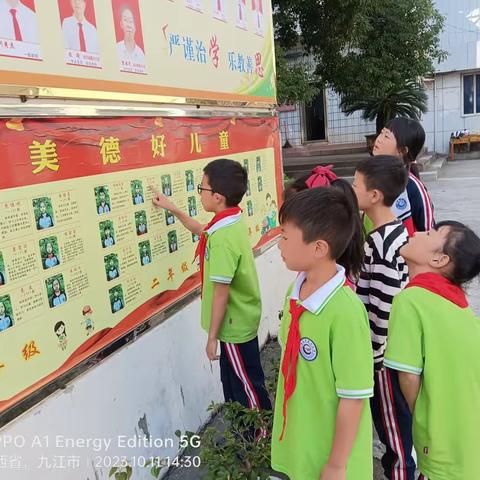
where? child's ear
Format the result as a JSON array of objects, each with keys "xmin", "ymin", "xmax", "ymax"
[
  {"xmin": 314, "ymin": 239, "xmax": 329, "ymax": 259},
  {"xmin": 370, "ymin": 188, "xmax": 383, "ymax": 205},
  {"xmin": 429, "ymin": 252, "xmax": 450, "ymax": 269}
]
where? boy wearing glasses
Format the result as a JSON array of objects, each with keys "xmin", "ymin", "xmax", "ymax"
[{"xmin": 151, "ymin": 159, "xmax": 271, "ymax": 412}]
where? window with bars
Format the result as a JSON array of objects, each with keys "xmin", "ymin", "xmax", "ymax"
[{"xmin": 463, "ymin": 73, "xmax": 480, "ymax": 115}]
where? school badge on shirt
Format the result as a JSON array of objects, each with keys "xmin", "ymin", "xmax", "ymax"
[
  {"xmin": 396, "ymin": 197, "xmax": 408, "ymax": 210},
  {"xmin": 300, "ymin": 338, "xmax": 317, "ymax": 361}
]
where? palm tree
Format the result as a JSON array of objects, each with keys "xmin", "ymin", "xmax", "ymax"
[{"xmin": 340, "ymin": 80, "xmax": 428, "ymax": 134}]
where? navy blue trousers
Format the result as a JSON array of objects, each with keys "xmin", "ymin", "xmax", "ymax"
[
  {"xmin": 371, "ymin": 368, "xmax": 416, "ymax": 480},
  {"xmin": 220, "ymin": 336, "xmax": 271, "ymax": 410}
]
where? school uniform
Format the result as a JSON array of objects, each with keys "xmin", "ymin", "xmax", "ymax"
[
  {"xmin": 51, "ymin": 293, "xmax": 67, "ymax": 308},
  {"xmin": 200, "ymin": 209, "xmax": 271, "ymax": 410},
  {"xmin": 365, "ymin": 173, "xmax": 435, "ymax": 236},
  {"xmin": 108, "ymin": 268, "xmax": 118, "ymax": 280},
  {"xmin": 112, "ymin": 298, "xmax": 123, "ymax": 312},
  {"xmin": 271, "ymin": 267, "xmax": 374, "ymax": 480},
  {"xmin": 37, "ymin": 214, "xmax": 53, "ymax": 230},
  {"xmin": 44, "ymin": 255, "xmax": 59, "ymax": 269},
  {"xmin": 133, "ymin": 194, "xmax": 144, "ymax": 205},
  {"xmin": 385, "ymin": 273, "xmax": 480, "ymax": 480},
  {"xmin": 98, "ymin": 203, "xmax": 110, "ymax": 214},
  {"xmin": 141, "ymin": 255, "xmax": 150, "ymax": 266},
  {"xmin": 103, "ymin": 236, "xmax": 114, "ymax": 248},
  {"xmin": 0, "ymin": 314, "xmax": 12, "ymax": 331},
  {"xmin": 356, "ymin": 220, "xmax": 414, "ymax": 480}
]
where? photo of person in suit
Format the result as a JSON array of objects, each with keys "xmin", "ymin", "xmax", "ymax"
[
  {"xmin": 60, "ymin": 0, "xmax": 99, "ymax": 54},
  {"xmin": 0, "ymin": 0, "xmax": 41, "ymax": 60}
]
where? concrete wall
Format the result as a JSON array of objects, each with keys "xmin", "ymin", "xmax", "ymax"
[
  {"xmin": 434, "ymin": 0, "xmax": 480, "ymax": 73},
  {"xmin": 423, "ymin": 71, "xmax": 480, "ymax": 153},
  {"xmin": 0, "ymin": 244, "xmax": 294, "ymax": 480}
]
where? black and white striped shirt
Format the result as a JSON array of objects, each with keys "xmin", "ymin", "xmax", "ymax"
[{"xmin": 357, "ymin": 220, "xmax": 409, "ymax": 369}]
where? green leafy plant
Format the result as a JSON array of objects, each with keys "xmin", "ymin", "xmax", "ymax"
[
  {"xmin": 108, "ymin": 465, "xmax": 132, "ymax": 480},
  {"xmin": 340, "ymin": 81, "xmax": 428, "ymax": 133},
  {"xmin": 275, "ymin": 46, "xmax": 320, "ymax": 106},
  {"xmin": 200, "ymin": 402, "xmax": 274, "ymax": 480}
]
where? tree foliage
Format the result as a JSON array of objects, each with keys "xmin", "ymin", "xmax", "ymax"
[
  {"xmin": 275, "ymin": 46, "xmax": 320, "ymax": 105},
  {"xmin": 273, "ymin": 0, "xmax": 446, "ymax": 128}
]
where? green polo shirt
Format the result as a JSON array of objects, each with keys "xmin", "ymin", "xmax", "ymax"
[
  {"xmin": 384, "ymin": 287, "xmax": 480, "ymax": 480},
  {"xmin": 271, "ymin": 268, "xmax": 374, "ymax": 480},
  {"xmin": 201, "ymin": 215, "xmax": 261, "ymax": 344}
]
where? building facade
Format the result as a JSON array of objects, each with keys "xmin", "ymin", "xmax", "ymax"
[{"xmin": 279, "ymin": 0, "xmax": 480, "ymax": 153}]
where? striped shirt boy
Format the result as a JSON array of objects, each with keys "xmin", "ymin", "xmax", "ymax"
[{"xmin": 357, "ymin": 220, "xmax": 409, "ymax": 369}]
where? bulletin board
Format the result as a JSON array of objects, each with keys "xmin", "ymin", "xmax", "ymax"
[{"xmin": 0, "ymin": 115, "xmax": 282, "ymax": 411}]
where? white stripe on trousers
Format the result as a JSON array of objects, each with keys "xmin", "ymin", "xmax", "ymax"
[
  {"xmin": 224, "ymin": 343, "xmax": 259, "ymax": 409},
  {"xmin": 378, "ymin": 369, "xmax": 406, "ymax": 480}
]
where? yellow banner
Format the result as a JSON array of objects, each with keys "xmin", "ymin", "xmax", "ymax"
[{"xmin": 0, "ymin": 0, "xmax": 276, "ymax": 104}]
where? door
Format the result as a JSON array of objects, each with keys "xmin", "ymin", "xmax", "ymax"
[{"xmin": 304, "ymin": 90, "xmax": 326, "ymax": 141}]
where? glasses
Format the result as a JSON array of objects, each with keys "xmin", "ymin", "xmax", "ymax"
[{"xmin": 197, "ymin": 184, "xmax": 215, "ymax": 194}]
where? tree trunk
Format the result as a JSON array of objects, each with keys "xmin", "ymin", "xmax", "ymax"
[{"xmin": 376, "ymin": 112, "xmax": 385, "ymax": 134}]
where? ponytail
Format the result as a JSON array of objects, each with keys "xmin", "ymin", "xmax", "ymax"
[{"xmin": 330, "ymin": 179, "xmax": 364, "ymax": 282}]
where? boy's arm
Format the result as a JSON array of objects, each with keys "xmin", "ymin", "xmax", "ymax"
[
  {"xmin": 321, "ymin": 399, "xmax": 364, "ymax": 479},
  {"xmin": 206, "ymin": 283, "xmax": 230, "ymax": 361},
  {"xmin": 150, "ymin": 188, "xmax": 203, "ymax": 235},
  {"xmin": 398, "ymin": 372, "xmax": 421, "ymax": 414}
]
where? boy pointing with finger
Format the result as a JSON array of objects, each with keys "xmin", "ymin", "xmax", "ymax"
[{"xmin": 151, "ymin": 159, "xmax": 271, "ymax": 411}]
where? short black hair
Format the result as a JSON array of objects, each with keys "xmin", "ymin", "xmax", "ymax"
[
  {"xmin": 279, "ymin": 188, "xmax": 364, "ymax": 280},
  {"xmin": 355, "ymin": 155, "xmax": 408, "ymax": 207},
  {"xmin": 436, "ymin": 220, "xmax": 480, "ymax": 287},
  {"xmin": 203, "ymin": 159, "xmax": 247, "ymax": 207}
]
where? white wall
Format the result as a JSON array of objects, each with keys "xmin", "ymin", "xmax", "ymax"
[
  {"xmin": 422, "ymin": 71, "xmax": 480, "ymax": 153},
  {"xmin": 0, "ymin": 243, "xmax": 295, "ymax": 480},
  {"xmin": 434, "ymin": 0, "xmax": 480, "ymax": 73}
]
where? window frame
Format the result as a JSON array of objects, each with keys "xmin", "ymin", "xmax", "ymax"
[{"xmin": 462, "ymin": 72, "xmax": 480, "ymax": 117}]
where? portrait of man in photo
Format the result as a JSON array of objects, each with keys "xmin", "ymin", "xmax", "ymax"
[
  {"xmin": 0, "ymin": 0, "xmax": 38, "ymax": 43},
  {"xmin": 60, "ymin": 0, "xmax": 99, "ymax": 54},
  {"xmin": 112, "ymin": 0, "xmax": 146, "ymax": 74}
]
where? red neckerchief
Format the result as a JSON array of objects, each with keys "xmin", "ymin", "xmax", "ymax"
[
  {"xmin": 279, "ymin": 278, "xmax": 350, "ymax": 440},
  {"xmin": 406, "ymin": 272, "xmax": 468, "ymax": 308},
  {"xmin": 279, "ymin": 298, "xmax": 306, "ymax": 441},
  {"xmin": 47, "ymin": 253, "xmax": 54, "ymax": 259},
  {"xmin": 194, "ymin": 207, "xmax": 242, "ymax": 291}
]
